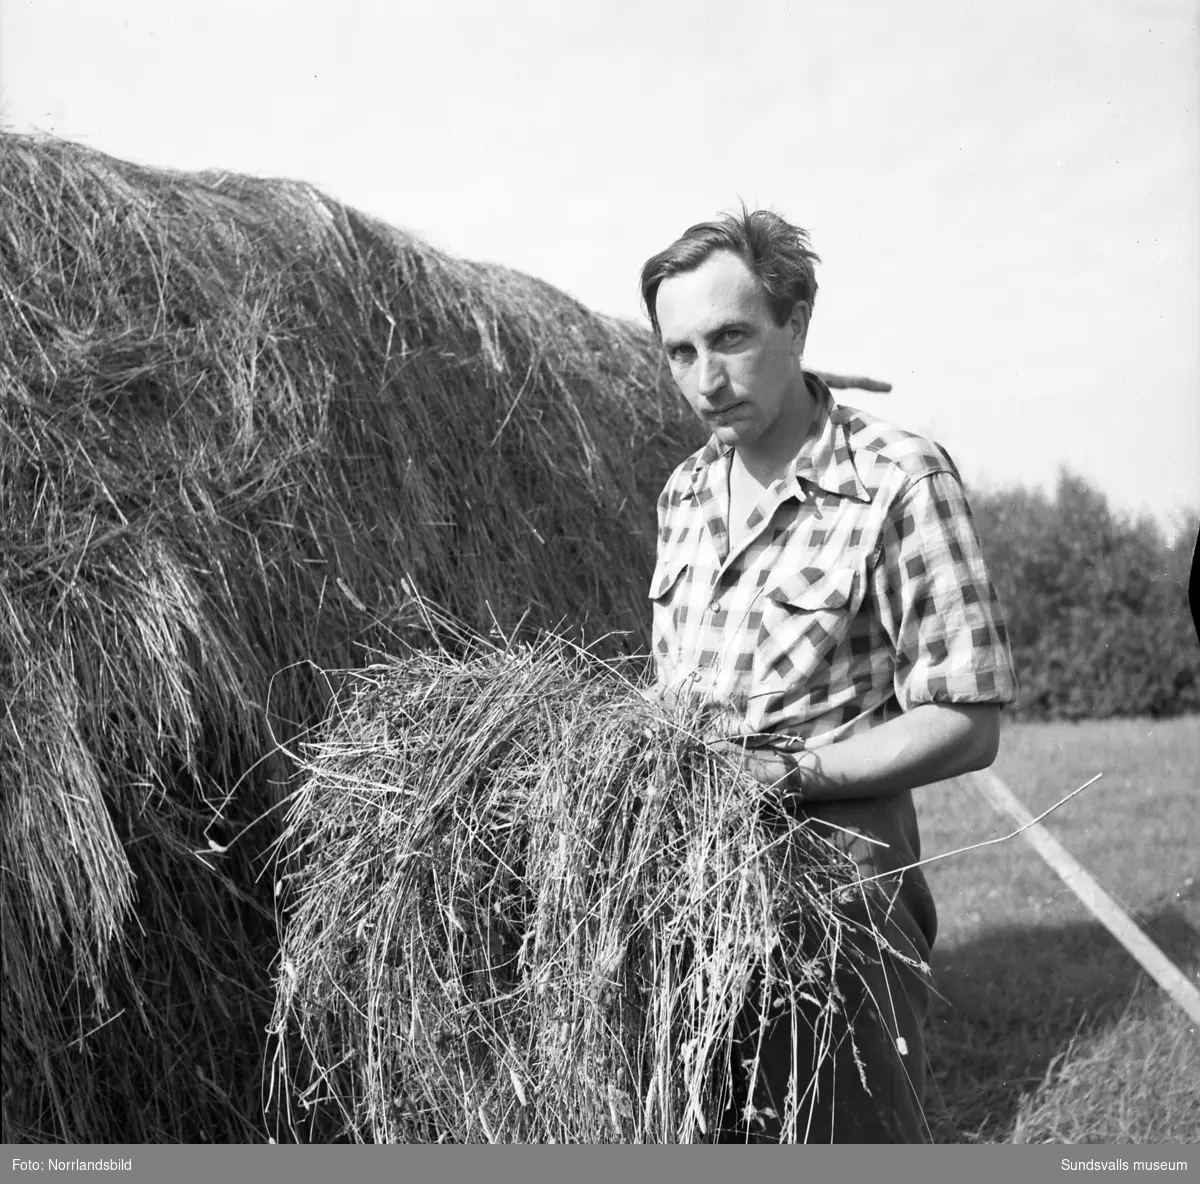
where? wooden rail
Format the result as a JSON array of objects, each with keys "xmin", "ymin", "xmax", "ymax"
[{"xmin": 968, "ymin": 769, "xmax": 1200, "ymax": 1027}]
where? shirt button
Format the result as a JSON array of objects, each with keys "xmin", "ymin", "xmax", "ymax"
[{"xmin": 709, "ymin": 599, "xmax": 722, "ymax": 613}]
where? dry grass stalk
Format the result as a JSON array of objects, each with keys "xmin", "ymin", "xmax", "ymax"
[{"xmin": 269, "ymin": 637, "xmax": 892, "ymax": 1144}]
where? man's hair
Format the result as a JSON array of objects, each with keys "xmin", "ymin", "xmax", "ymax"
[{"xmin": 639, "ymin": 206, "xmax": 821, "ymax": 337}]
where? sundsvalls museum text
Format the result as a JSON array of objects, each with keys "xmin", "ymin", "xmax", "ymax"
[{"xmin": 1062, "ymin": 1160, "xmax": 1190, "ymax": 1173}]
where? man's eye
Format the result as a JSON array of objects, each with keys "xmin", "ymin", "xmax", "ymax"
[
  {"xmin": 719, "ymin": 329, "xmax": 744, "ymax": 345},
  {"xmin": 668, "ymin": 348, "xmax": 694, "ymax": 364}
]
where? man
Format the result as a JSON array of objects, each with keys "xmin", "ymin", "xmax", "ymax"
[{"xmin": 640, "ymin": 208, "xmax": 1017, "ymax": 1142}]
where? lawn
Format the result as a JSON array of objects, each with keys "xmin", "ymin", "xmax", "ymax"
[{"xmin": 913, "ymin": 716, "xmax": 1200, "ymax": 1143}]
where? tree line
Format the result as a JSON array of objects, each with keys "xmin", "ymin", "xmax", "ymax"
[{"xmin": 968, "ymin": 471, "xmax": 1198, "ymax": 720}]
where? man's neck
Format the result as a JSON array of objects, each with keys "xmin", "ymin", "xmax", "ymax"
[{"xmin": 732, "ymin": 378, "xmax": 818, "ymax": 486}]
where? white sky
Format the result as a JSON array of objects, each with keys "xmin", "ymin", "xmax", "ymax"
[{"xmin": 3, "ymin": 0, "xmax": 1198, "ymax": 530}]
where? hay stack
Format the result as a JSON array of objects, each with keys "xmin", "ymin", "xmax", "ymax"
[
  {"xmin": 0, "ymin": 133, "xmax": 698, "ymax": 1142},
  {"xmin": 0, "ymin": 131, "xmax": 890, "ymax": 1142},
  {"xmin": 269, "ymin": 638, "xmax": 871, "ymax": 1144}
]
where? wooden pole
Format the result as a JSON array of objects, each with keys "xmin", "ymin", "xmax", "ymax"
[
  {"xmin": 810, "ymin": 370, "xmax": 892, "ymax": 393},
  {"xmin": 968, "ymin": 769, "xmax": 1200, "ymax": 1027}
]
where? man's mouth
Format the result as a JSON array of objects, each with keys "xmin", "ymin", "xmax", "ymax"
[{"xmin": 705, "ymin": 403, "xmax": 744, "ymax": 421}]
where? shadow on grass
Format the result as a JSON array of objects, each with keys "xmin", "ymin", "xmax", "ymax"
[{"xmin": 924, "ymin": 882, "xmax": 1200, "ymax": 1143}]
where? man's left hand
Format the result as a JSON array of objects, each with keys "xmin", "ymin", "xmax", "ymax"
[{"xmin": 707, "ymin": 739, "xmax": 801, "ymax": 799}]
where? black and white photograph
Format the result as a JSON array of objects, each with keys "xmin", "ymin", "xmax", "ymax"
[{"xmin": 1, "ymin": 0, "xmax": 1197, "ymax": 1163}]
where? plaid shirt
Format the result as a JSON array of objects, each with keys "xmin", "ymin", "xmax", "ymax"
[{"xmin": 650, "ymin": 374, "xmax": 1017, "ymax": 751}]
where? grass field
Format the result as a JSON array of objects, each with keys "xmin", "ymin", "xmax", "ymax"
[{"xmin": 914, "ymin": 716, "xmax": 1200, "ymax": 1144}]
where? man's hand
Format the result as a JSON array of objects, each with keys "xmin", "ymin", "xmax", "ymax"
[
  {"xmin": 707, "ymin": 739, "xmax": 801, "ymax": 800},
  {"xmin": 709, "ymin": 703, "xmax": 1001, "ymax": 806}
]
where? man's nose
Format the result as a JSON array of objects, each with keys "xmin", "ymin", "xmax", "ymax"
[{"xmin": 694, "ymin": 352, "xmax": 726, "ymax": 399}]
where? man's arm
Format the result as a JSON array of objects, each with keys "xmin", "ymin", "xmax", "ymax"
[
  {"xmin": 716, "ymin": 463, "xmax": 1014, "ymax": 802},
  {"xmin": 712, "ymin": 701, "xmax": 1001, "ymax": 804}
]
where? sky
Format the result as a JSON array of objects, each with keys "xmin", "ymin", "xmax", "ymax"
[{"xmin": 3, "ymin": 0, "xmax": 1198, "ymax": 533}]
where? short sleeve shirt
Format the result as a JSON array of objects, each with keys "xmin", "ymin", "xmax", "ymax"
[
  {"xmin": 649, "ymin": 375, "xmax": 1018, "ymax": 952},
  {"xmin": 650, "ymin": 374, "xmax": 1017, "ymax": 749}
]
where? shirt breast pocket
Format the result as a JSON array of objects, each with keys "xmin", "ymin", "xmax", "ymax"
[
  {"xmin": 649, "ymin": 557, "xmax": 689, "ymax": 607},
  {"xmin": 756, "ymin": 567, "xmax": 861, "ymax": 685},
  {"xmin": 649, "ymin": 558, "xmax": 691, "ymax": 644}
]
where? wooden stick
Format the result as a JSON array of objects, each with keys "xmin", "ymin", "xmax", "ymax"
[
  {"xmin": 810, "ymin": 370, "xmax": 892, "ymax": 393},
  {"xmin": 968, "ymin": 769, "xmax": 1200, "ymax": 1027}
]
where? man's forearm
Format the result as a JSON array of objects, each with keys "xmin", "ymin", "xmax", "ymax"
[{"xmin": 719, "ymin": 702, "xmax": 1002, "ymax": 804}]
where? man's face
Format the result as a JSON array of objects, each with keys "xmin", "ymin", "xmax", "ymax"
[{"xmin": 655, "ymin": 250, "xmax": 810, "ymax": 455}]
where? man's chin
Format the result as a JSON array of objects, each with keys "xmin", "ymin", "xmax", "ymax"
[{"xmin": 711, "ymin": 423, "xmax": 756, "ymax": 448}]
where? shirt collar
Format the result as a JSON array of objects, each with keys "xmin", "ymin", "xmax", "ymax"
[{"xmin": 686, "ymin": 372, "xmax": 871, "ymax": 504}]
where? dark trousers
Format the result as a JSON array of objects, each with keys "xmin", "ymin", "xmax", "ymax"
[{"xmin": 716, "ymin": 883, "xmax": 934, "ymax": 1143}]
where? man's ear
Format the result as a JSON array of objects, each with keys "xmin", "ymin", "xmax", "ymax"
[{"xmin": 789, "ymin": 302, "xmax": 812, "ymax": 358}]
